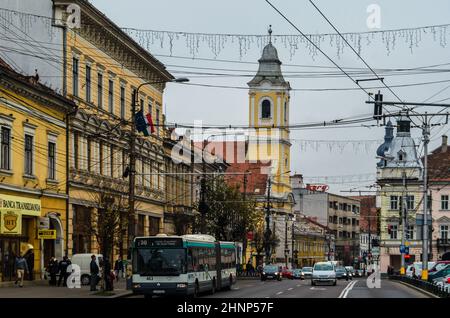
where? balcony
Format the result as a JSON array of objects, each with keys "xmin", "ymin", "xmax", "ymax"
[{"xmin": 437, "ymin": 238, "xmax": 450, "ymax": 248}]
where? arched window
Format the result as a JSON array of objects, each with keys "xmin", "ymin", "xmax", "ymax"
[{"xmin": 261, "ymin": 99, "xmax": 271, "ymax": 119}]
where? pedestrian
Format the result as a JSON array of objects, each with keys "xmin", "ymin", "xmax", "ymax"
[
  {"xmin": 14, "ymin": 254, "xmax": 29, "ymax": 287},
  {"xmin": 48, "ymin": 257, "xmax": 58, "ymax": 286},
  {"xmin": 114, "ymin": 256, "xmax": 123, "ymax": 282},
  {"xmin": 57, "ymin": 256, "xmax": 71, "ymax": 287},
  {"xmin": 90, "ymin": 255, "xmax": 99, "ymax": 292},
  {"xmin": 24, "ymin": 249, "xmax": 34, "ymax": 281}
]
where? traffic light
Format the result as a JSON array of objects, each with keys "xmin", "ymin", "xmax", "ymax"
[{"xmin": 373, "ymin": 90, "xmax": 383, "ymax": 119}]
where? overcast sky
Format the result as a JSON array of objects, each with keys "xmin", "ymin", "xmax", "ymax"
[{"xmin": 91, "ymin": 0, "xmax": 450, "ymax": 194}]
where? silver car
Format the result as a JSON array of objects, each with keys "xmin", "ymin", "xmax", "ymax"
[{"xmin": 312, "ymin": 262, "xmax": 337, "ymax": 286}]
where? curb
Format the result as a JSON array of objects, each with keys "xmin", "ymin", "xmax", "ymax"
[{"xmin": 391, "ymin": 279, "xmax": 439, "ymax": 298}]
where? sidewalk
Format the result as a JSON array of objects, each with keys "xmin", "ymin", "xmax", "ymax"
[{"xmin": 0, "ymin": 278, "xmax": 132, "ymax": 298}]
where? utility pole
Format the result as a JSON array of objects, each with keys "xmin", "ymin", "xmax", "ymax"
[
  {"xmin": 291, "ymin": 219, "xmax": 295, "ymax": 268},
  {"xmin": 422, "ymin": 113, "xmax": 430, "ymax": 280},
  {"xmin": 127, "ymin": 89, "xmax": 137, "ymax": 256},
  {"xmin": 400, "ymin": 171, "xmax": 408, "ymax": 275},
  {"xmin": 264, "ymin": 177, "xmax": 272, "ymax": 265},
  {"xmin": 199, "ymin": 141, "xmax": 207, "ymax": 234},
  {"xmin": 243, "ymin": 171, "xmax": 248, "ymax": 265},
  {"xmin": 285, "ymin": 215, "xmax": 289, "ymax": 268}
]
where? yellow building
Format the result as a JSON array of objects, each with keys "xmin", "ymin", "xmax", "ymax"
[
  {"xmin": 0, "ymin": 59, "xmax": 75, "ymax": 282},
  {"xmin": 53, "ymin": 1, "xmax": 173, "ymax": 258},
  {"xmin": 293, "ymin": 216, "xmax": 329, "ymax": 267},
  {"xmin": 247, "ymin": 32, "xmax": 295, "ymax": 264}
]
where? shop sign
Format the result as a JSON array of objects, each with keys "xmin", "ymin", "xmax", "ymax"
[
  {"xmin": 39, "ymin": 217, "xmax": 50, "ymax": 229},
  {"xmin": 0, "ymin": 194, "xmax": 41, "ymax": 216},
  {"xmin": 0, "ymin": 211, "xmax": 22, "ymax": 235},
  {"xmin": 38, "ymin": 229, "xmax": 56, "ymax": 239}
]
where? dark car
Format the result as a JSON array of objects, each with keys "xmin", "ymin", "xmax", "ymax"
[
  {"xmin": 261, "ymin": 265, "xmax": 282, "ymax": 281},
  {"xmin": 302, "ymin": 267, "xmax": 313, "ymax": 278},
  {"xmin": 292, "ymin": 269, "xmax": 304, "ymax": 280},
  {"xmin": 335, "ymin": 267, "xmax": 350, "ymax": 280},
  {"xmin": 428, "ymin": 264, "xmax": 450, "ymax": 282}
]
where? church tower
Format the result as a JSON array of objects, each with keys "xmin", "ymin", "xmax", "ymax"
[{"xmin": 247, "ymin": 26, "xmax": 291, "ymax": 196}]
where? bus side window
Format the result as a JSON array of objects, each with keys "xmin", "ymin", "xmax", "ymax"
[{"xmin": 192, "ymin": 248, "xmax": 198, "ymax": 272}]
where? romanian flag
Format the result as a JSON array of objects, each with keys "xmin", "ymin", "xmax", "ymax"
[{"xmin": 135, "ymin": 109, "xmax": 155, "ymax": 136}]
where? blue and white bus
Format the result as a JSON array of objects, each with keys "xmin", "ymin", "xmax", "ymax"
[{"xmin": 131, "ymin": 234, "xmax": 236, "ymax": 297}]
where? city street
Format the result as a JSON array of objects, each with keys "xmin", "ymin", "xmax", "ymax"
[{"xmin": 203, "ymin": 278, "xmax": 429, "ymax": 298}]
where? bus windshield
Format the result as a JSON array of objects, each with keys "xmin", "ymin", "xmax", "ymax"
[{"xmin": 134, "ymin": 248, "xmax": 186, "ymax": 276}]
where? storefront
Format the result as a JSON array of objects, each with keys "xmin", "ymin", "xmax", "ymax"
[{"xmin": 0, "ymin": 194, "xmax": 41, "ymax": 282}]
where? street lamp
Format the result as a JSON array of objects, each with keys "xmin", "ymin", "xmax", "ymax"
[{"xmin": 127, "ymin": 77, "xmax": 189, "ymax": 256}]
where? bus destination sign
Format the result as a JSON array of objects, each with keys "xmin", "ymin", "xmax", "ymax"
[{"xmin": 135, "ymin": 237, "xmax": 183, "ymax": 248}]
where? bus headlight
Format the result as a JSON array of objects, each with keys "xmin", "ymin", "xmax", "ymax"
[{"xmin": 177, "ymin": 283, "xmax": 187, "ymax": 289}]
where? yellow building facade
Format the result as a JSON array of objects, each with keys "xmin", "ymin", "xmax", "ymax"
[
  {"xmin": 53, "ymin": 0, "xmax": 173, "ymax": 258},
  {"xmin": 0, "ymin": 60, "xmax": 75, "ymax": 281}
]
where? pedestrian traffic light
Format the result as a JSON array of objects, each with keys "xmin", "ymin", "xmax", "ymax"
[{"xmin": 373, "ymin": 91, "xmax": 383, "ymax": 119}]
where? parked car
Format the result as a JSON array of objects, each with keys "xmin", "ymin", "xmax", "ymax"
[
  {"xmin": 312, "ymin": 262, "xmax": 336, "ymax": 286},
  {"xmin": 335, "ymin": 267, "xmax": 350, "ymax": 280},
  {"xmin": 406, "ymin": 261, "xmax": 436, "ymax": 277},
  {"xmin": 434, "ymin": 275, "xmax": 450, "ymax": 292},
  {"xmin": 281, "ymin": 268, "xmax": 294, "ymax": 279},
  {"xmin": 355, "ymin": 269, "xmax": 364, "ymax": 277},
  {"xmin": 71, "ymin": 253, "xmax": 103, "ymax": 285},
  {"xmin": 292, "ymin": 269, "xmax": 304, "ymax": 280},
  {"xmin": 429, "ymin": 261, "xmax": 450, "ymax": 274},
  {"xmin": 302, "ymin": 267, "xmax": 313, "ymax": 278},
  {"xmin": 428, "ymin": 264, "xmax": 450, "ymax": 283},
  {"xmin": 261, "ymin": 265, "xmax": 282, "ymax": 281}
]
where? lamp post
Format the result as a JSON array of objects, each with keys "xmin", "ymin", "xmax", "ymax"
[{"xmin": 127, "ymin": 77, "xmax": 189, "ymax": 255}]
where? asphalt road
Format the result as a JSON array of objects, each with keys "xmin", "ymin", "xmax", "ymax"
[{"xmin": 202, "ymin": 277, "xmax": 429, "ymax": 298}]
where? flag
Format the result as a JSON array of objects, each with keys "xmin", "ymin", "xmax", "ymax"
[{"xmin": 135, "ymin": 109, "xmax": 155, "ymax": 136}]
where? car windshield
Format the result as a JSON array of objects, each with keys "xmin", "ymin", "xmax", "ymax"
[
  {"xmin": 303, "ymin": 267, "xmax": 313, "ymax": 272},
  {"xmin": 133, "ymin": 248, "xmax": 186, "ymax": 276},
  {"xmin": 293, "ymin": 269, "xmax": 302, "ymax": 273},
  {"xmin": 435, "ymin": 263, "xmax": 449, "ymax": 271},
  {"xmin": 263, "ymin": 266, "xmax": 278, "ymax": 272},
  {"xmin": 336, "ymin": 267, "xmax": 346, "ymax": 272},
  {"xmin": 314, "ymin": 264, "xmax": 333, "ymax": 271}
]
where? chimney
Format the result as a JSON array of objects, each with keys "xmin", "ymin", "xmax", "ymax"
[{"xmin": 442, "ymin": 135, "xmax": 448, "ymax": 153}]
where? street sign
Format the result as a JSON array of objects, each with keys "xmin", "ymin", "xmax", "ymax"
[
  {"xmin": 371, "ymin": 247, "xmax": 380, "ymax": 255},
  {"xmin": 415, "ymin": 214, "xmax": 432, "ymax": 226},
  {"xmin": 38, "ymin": 229, "xmax": 56, "ymax": 239}
]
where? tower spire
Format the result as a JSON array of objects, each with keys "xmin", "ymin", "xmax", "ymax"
[{"xmin": 268, "ymin": 25, "xmax": 272, "ymax": 44}]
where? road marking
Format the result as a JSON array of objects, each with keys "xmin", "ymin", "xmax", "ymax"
[
  {"xmin": 276, "ymin": 291, "xmax": 283, "ymax": 295},
  {"xmin": 310, "ymin": 287, "xmax": 326, "ymax": 290},
  {"xmin": 296, "ymin": 284, "xmax": 301, "ymax": 287},
  {"xmin": 338, "ymin": 280, "xmax": 357, "ymax": 298},
  {"xmin": 287, "ymin": 287, "xmax": 293, "ymax": 291}
]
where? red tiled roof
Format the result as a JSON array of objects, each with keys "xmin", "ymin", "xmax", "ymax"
[
  {"xmin": 424, "ymin": 142, "xmax": 450, "ymax": 181},
  {"xmin": 225, "ymin": 161, "xmax": 271, "ymax": 195}
]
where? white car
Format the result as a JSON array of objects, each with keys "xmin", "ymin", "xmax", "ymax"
[
  {"xmin": 70, "ymin": 253, "xmax": 103, "ymax": 285},
  {"xmin": 312, "ymin": 262, "xmax": 337, "ymax": 286}
]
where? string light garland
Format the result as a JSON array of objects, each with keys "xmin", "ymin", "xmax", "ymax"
[{"xmin": 0, "ymin": 7, "xmax": 448, "ymax": 60}]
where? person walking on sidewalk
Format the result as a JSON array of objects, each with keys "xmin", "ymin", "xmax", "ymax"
[
  {"xmin": 90, "ymin": 255, "xmax": 99, "ymax": 291},
  {"xmin": 57, "ymin": 256, "xmax": 71, "ymax": 287},
  {"xmin": 14, "ymin": 254, "xmax": 29, "ymax": 287},
  {"xmin": 48, "ymin": 257, "xmax": 58, "ymax": 286},
  {"xmin": 114, "ymin": 257, "xmax": 123, "ymax": 282}
]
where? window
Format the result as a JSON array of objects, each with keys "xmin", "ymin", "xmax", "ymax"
[
  {"xmin": 73, "ymin": 133, "xmax": 79, "ymax": 169},
  {"xmin": 137, "ymin": 214, "xmax": 145, "ymax": 236},
  {"xmin": 329, "ymin": 216, "xmax": 333, "ymax": 223},
  {"xmin": 329, "ymin": 201, "xmax": 333, "ymax": 208},
  {"xmin": 339, "ymin": 217, "xmax": 343, "ymax": 224},
  {"xmin": 87, "ymin": 138, "xmax": 91, "ymax": 172},
  {"xmin": 1, "ymin": 127, "xmax": 10, "ymax": 170},
  {"xmin": 406, "ymin": 225, "xmax": 414, "ymax": 240},
  {"xmin": 407, "ymin": 195, "xmax": 415, "ymax": 210},
  {"xmin": 24, "ymin": 134, "xmax": 33, "ymax": 175},
  {"xmin": 48, "ymin": 142, "xmax": 56, "ymax": 180},
  {"xmin": 261, "ymin": 99, "xmax": 271, "ymax": 119},
  {"xmin": 441, "ymin": 195, "xmax": 449, "ymax": 210},
  {"xmin": 390, "ymin": 224, "xmax": 398, "ymax": 239},
  {"xmin": 390, "ymin": 196, "xmax": 398, "ymax": 210},
  {"xmin": 85, "ymin": 64, "xmax": 91, "ymax": 102},
  {"xmin": 120, "ymin": 86, "xmax": 126, "ymax": 119},
  {"xmin": 284, "ymin": 101, "xmax": 287, "ymax": 123},
  {"xmin": 72, "ymin": 57, "xmax": 79, "ymax": 96},
  {"xmin": 108, "ymin": 79, "xmax": 114, "ymax": 114},
  {"xmin": 427, "ymin": 195, "xmax": 432, "ymax": 210},
  {"xmin": 97, "ymin": 73, "xmax": 103, "ymax": 108},
  {"xmin": 352, "ymin": 232, "xmax": 356, "ymax": 239},
  {"xmin": 440, "ymin": 225, "xmax": 449, "ymax": 239}
]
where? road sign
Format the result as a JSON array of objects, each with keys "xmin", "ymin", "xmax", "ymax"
[
  {"xmin": 371, "ymin": 247, "xmax": 380, "ymax": 255},
  {"xmin": 38, "ymin": 217, "xmax": 49, "ymax": 229},
  {"xmin": 38, "ymin": 229, "xmax": 56, "ymax": 239}
]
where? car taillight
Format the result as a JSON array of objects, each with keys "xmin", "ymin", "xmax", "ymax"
[{"xmin": 446, "ymin": 277, "xmax": 450, "ymax": 284}]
